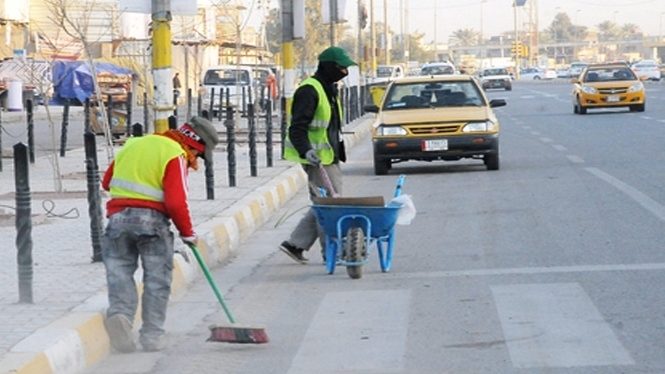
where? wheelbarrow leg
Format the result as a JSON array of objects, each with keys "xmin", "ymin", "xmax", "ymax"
[{"xmin": 325, "ymin": 236, "xmax": 338, "ymax": 274}]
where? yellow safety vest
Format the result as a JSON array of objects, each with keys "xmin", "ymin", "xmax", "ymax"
[
  {"xmin": 109, "ymin": 135, "xmax": 185, "ymax": 202},
  {"xmin": 283, "ymin": 77, "xmax": 342, "ymax": 165}
]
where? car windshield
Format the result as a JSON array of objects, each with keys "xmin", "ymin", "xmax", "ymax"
[
  {"xmin": 421, "ymin": 65, "xmax": 454, "ymax": 75},
  {"xmin": 483, "ymin": 68, "xmax": 508, "ymax": 76},
  {"xmin": 583, "ymin": 67, "xmax": 636, "ymax": 82},
  {"xmin": 383, "ymin": 80, "xmax": 485, "ymax": 110},
  {"xmin": 203, "ymin": 69, "xmax": 250, "ymax": 85}
]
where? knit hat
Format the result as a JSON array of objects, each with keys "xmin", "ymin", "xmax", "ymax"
[
  {"xmin": 177, "ymin": 116, "xmax": 219, "ymax": 161},
  {"xmin": 318, "ymin": 46, "xmax": 357, "ymax": 68}
]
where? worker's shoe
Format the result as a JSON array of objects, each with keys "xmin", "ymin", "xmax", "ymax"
[
  {"xmin": 104, "ymin": 314, "xmax": 136, "ymax": 353},
  {"xmin": 141, "ymin": 336, "xmax": 167, "ymax": 352},
  {"xmin": 279, "ymin": 241, "xmax": 308, "ymax": 264}
]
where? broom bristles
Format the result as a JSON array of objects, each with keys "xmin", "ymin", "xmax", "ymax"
[{"xmin": 208, "ymin": 325, "xmax": 269, "ymax": 344}]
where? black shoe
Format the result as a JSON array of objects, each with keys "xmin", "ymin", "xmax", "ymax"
[{"xmin": 279, "ymin": 241, "xmax": 308, "ymax": 264}]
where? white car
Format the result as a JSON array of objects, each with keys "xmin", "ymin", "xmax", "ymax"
[
  {"xmin": 631, "ymin": 60, "xmax": 661, "ymax": 81},
  {"xmin": 420, "ymin": 62, "xmax": 456, "ymax": 76},
  {"xmin": 568, "ymin": 62, "xmax": 589, "ymax": 79},
  {"xmin": 520, "ymin": 67, "xmax": 556, "ymax": 80}
]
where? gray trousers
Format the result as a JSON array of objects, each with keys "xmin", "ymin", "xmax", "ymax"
[
  {"xmin": 288, "ymin": 163, "xmax": 343, "ymax": 251},
  {"xmin": 102, "ymin": 208, "xmax": 174, "ymax": 344}
]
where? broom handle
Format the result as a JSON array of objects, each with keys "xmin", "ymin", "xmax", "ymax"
[{"xmin": 188, "ymin": 243, "xmax": 237, "ymax": 324}]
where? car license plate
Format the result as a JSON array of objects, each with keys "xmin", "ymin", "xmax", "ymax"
[
  {"xmin": 422, "ymin": 139, "xmax": 448, "ymax": 151},
  {"xmin": 607, "ymin": 95, "xmax": 620, "ymax": 103}
]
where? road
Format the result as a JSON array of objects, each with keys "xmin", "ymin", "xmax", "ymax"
[{"xmin": 86, "ymin": 80, "xmax": 665, "ymax": 373}]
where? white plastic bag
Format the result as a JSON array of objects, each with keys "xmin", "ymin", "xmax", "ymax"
[{"xmin": 388, "ymin": 194, "xmax": 416, "ymax": 225}]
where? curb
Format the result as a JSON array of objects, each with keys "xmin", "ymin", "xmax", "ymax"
[{"xmin": 0, "ymin": 116, "xmax": 373, "ymax": 374}]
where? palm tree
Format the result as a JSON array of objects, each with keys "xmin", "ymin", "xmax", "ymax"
[{"xmin": 450, "ymin": 28, "xmax": 479, "ymax": 47}]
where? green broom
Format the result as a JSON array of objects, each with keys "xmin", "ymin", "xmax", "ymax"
[{"xmin": 187, "ymin": 243, "xmax": 269, "ymax": 344}]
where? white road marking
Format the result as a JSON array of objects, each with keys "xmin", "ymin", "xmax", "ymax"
[
  {"xmin": 552, "ymin": 144, "xmax": 567, "ymax": 152},
  {"xmin": 539, "ymin": 137, "xmax": 552, "ymax": 143},
  {"xmin": 522, "ymin": 125, "xmax": 531, "ymax": 130},
  {"xmin": 640, "ymin": 116, "xmax": 652, "ymax": 120},
  {"xmin": 586, "ymin": 167, "xmax": 665, "ymax": 222},
  {"xmin": 492, "ymin": 283, "xmax": 634, "ymax": 368},
  {"xmin": 530, "ymin": 131, "xmax": 541, "ymax": 136},
  {"xmin": 288, "ymin": 290, "xmax": 410, "ymax": 374},
  {"xmin": 566, "ymin": 155, "xmax": 584, "ymax": 163},
  {"xmin": 658, "ymin": 119, "xmax": 665, "ymax": 123},
  {"xmin": 372, "ymin": 262, "xmax": 665, "ymax": 280}
]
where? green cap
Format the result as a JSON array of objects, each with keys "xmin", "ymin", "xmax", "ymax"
[{"xmin": 318, "ymin": 46, "xmax": 357, "ymax": 68}]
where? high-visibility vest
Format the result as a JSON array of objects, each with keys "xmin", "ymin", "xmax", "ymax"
[
  {"xmin": 109, "ymin": 135, "xmax": 185, "ymax": 202},
  {"xmin": 283, "ymin": 77, "xmax": 342, "ymax": 165}
]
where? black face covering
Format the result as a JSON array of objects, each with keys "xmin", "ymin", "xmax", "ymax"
[{"xmin": 318, "ymin": 61, "xmax": 348, "ymax": 83}]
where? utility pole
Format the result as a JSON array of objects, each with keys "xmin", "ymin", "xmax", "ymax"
[
  {"xmin": 329, "ymin": 0, "xmax": 336, "ymax": 45},
  {"xmin": 370, "ymin": 0, "xmax": 376, "ymax": 77},
  {"xmin": 513, "ymin": 1, "xmax": 520, "ymax": 78},
  {"xmin": 152, "ymin": 0, "xmax": 173, "ymax": 133},
  {"xmin": 383, "ymin": 0, "xmax": 389, "ymax": 65},
  {"xmin": 281, "ymin": 0, "xmax": 296, "ymax": 137}
]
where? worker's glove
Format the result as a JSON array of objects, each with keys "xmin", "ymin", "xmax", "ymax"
[
  {"xmin": 180, "ymin": 235, "xmax": 198, "ymax": 246},
  {"xmin": 305, "ymin": 149, "xmax": 321, "ymax": 166}
]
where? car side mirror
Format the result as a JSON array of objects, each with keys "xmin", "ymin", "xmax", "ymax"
[
  {"xmin": 363, "ymin": 104, "xmax": 379, "ymax": 113},
  {"xmin": 570, "ymin": 78, "xmax": 580, "ymax": 84},
  {"xmin": 489, "ymin": 99, "xmax": 506, "ymax": 108}
]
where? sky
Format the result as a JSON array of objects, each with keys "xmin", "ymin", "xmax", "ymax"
[{"xmin": 249, "ymin": 0, "xmax": 665, "ymax": 44}]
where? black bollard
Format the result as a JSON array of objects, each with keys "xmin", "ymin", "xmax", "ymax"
[
  {"xmin": 132, "ymin": 122, "xmax": 143, "ymax": 137},
  {"xmin": 217, "ymin": 89, "xmax": 224, "ymax": 121},
  {"xmin": 59, "ymin": 100, "xmax": 70, "ymax": 157},
  {"xmin": 225, "ymin": 89, "xmax": 236, "ymax": 187},
  {"xmin": 126, "ymin": 91, "xmax": 133, "ymax": 136},
  {"xmin": 248, "ymin": 103, "xmax": 257, "ymax": 177},
  {"xmin": 173, "ymin": 90, "xmax": 178, "ymax": 119},
  {"xmin": 241, "ymin": 86, "xmax": 246, "ymax": 117},
  {"xmin": 204, "ymin": 157, "xmax": 214, "ymax": 200},
  {"xmin": 84, "ymin": 132, "xmax": 104, "ymax": 262},
  {"xmin": 168, "ymin": 115, "xmax": 177, "ymax": 130},
  {"xmin": 280, "ymin": 96, "xmax": 287, "ymax": 159},
  {"xmin": 26, "ymin": 99, "xmax": 34, "ymax": 164},
  {"xmin": 266, "ymin": 98, "xmax": 273, "ymax": 167},
  {"xmin": 197, "ymin": 91, "xmax": 202, "ymax": 117},
  {"xmin": 14, "ymin": 143, "xmax": 33, "ymax": 303},
  {"xmin": 84, "ymin": 98, "xmax": 91, "ymax": 133},
  {"xmin": 208, "ymin": 88, "xmax": 215, "ymax": 121},
  {"xmin": 187, "ymin": 88, "xmax": 192, "ymax": 119},
  {"xmin": 143, "ymin": 92, "xmax": 149, "ymax": 133}
]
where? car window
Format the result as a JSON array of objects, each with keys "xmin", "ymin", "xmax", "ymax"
[
  {"xmin": 421, "ymin": 65, "xmax": 454, "ymax": 75},
  {"xmin": 483, "ymin": 68, "xmax": 508, "ymax": 76},
  {"xmin": 583, "ymin": 67, "xmax": 636, "ymax": 82},
  {"xmin": 377, "ymin": 66, "xmax": 394, "ymax": 77},
  {"xmin": 203, "ymin": 69, "xmax": 250, "ymax": 85},
  {"xmin": 383, "ymin": 80, "xmax": 485, "ymax": 109}
]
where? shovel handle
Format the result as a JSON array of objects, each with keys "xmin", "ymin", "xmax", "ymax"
[{"xmin": 318, "ymin": 165, "xmax": 339, "ymax": 197}]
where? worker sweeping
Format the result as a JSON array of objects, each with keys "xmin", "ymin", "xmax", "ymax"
[{"xmin": 101, "ymin": 116, "xmax": 218, "ymax": 353}]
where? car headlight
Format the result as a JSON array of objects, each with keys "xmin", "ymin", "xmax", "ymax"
[
  {"xmin": 376, "ymin": 125, "xmax": 407, "ymax": 136},
  {"xmin": 627, "ymin": 82, "xmax": 644, "ymax": 93},
  {"xmin": 581, "ymin": 85, "xmax": 597, "ymax": 94},
  {"xmin": 462, "ymin": 120, "xmax": 498, "ymax": 133}
]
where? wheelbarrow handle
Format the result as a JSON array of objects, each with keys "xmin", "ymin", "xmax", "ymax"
[{"xmin": 394, "ymin": 175, "xmax": 406, "ymax": 197}]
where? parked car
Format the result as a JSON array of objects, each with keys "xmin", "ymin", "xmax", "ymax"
[
  {"xmin": 478, "ymin": 67, "xmax": 512, "ymax": 90},
  {"xmin": 571, "ymin": 62, "xmax": 645, "ymax": 114},
  {"xmin": 519, "ymin": 67, "xmax": 557, "ymax": 80},
  {"xmin": 631, "ymin": 60, "xmax": 661, "ymax": 81},
  {"xmin": 201, "ymin": 65, "xmax": 254, "ymax": 114},
  {"xmin": 557, "ymin": 67, "xmax": 571, "ymax": 78},
  {"xmin": 363, "ymin": 74, "xmax": 506, "ymax": 174}
]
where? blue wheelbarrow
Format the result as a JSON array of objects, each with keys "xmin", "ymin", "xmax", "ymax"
[{"xmin": 311, "ymin": 175, "xmax": 405, "ymax": 279}]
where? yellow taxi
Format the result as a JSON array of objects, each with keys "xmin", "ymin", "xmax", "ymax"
[
  {"xmin": 572, "ymin": 62, "xmax": 645, "ymax": 114},
  {"xmin": 364, "ymin": 75, "xmax": 506, "ymax": 175}
]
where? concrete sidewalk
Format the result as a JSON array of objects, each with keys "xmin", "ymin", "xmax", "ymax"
[{"xmin": 0, "ymin": 115, "xmax": 374, "ymax": 374}]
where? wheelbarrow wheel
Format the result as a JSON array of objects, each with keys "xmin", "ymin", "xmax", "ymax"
[{"xmin": 344, "ymin": 227, "xmax": 366, "ymax": 279}]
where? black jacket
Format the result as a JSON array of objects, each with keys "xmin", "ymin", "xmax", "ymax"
[{"xmin": 289, "ymin": 71, "xmax": 346, "ymax": 163}]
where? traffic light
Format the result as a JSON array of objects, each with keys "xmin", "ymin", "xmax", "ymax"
[
  {"xmin": 511, "ymin": 41, "xmax": 520, "ymax": 57},
  {"xmin": 520, "ymin": 44, "xmax": 529, "ymax": 58}
]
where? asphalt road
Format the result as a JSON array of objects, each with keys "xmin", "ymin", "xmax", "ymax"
[{"xmin": 87, "ymin": 79, "xmax": 665, "ymax": 373}]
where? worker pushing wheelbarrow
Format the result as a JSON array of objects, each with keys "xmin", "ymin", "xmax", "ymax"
[{"xmin": 312, "ymin": 171, "xmax": 409, "ymax": 279}]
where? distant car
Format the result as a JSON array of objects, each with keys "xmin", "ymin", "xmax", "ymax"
[
  {"xmin": 479, "ymin": 68, "xmax": 512, "ymax": 90},
  {"xmin": 363, "ymin": 75, "xmax": 506, "ymax": 174},
  {"xmin": 572, "ymin": 62, "xmax": 645, "ymax": 114},
  {"xmin": 568, "ymin": 61, "xmax": 589, "ymax": 79},
  {"xmin": 420, "ymin": 62, "xmax": 456, "ymax": 76},
  {"xmin": 631, "ymin": 60, "xmax": 661, "ymax": 81},
  {"xmin": 520, "ymin": 67, "xmax": 557, "ymax": 80},
  {"xmin": 557, "ymin": 68, "xmax": 571, "ymax": 78},
  {"xmin": 372, "ymin": 64, "xmax": 405, "ymax": 84}
]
